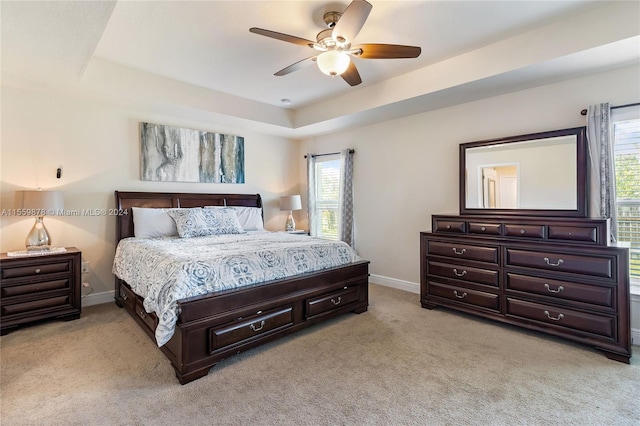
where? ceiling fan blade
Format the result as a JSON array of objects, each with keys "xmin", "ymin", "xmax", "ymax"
[
  {"xmin": 275, "ymin": 56, "xmax": 317, "ymax": 76},
  {"xmin": 332, "ymin": 0, "xmax": 372, "ymax": 43},
  {"xmin": 249, "ymin": 27, "xmax": 315, "ymax": 47},
  {"xmin": 341, "ymin": 61, "xmax": 362, "ymax": 86},
  {"xmin": 353, "ymin": 44, "xmax": 422, "ymax": 59}
]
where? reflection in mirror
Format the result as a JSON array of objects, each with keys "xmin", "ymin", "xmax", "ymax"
[
  {"xmin": 466, "ymin": 136, "xmax": 577, "ymax": 209},
  {"xmin": 460, "ymin": 126, "xmax": 587, "ymax": 217}
]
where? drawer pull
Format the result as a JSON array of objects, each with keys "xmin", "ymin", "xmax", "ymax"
[
  {"xmin": 481, "ymin": 226, "xmax": 486, "ymax": 231},
  {"xmin": 452, "ymin": 248, "xmax": 466, "ymax": 255},
  {"xmin": 34, "ymin": 268, "xmax": 41, "ymax": 274},
  {"xmin": 453, "ymin": 290, "xmax": 467, "ymax": 299},
  {"xmin": 250, "ymin": 320, "xmax": 265, "ymax": 332},
  {"xmin": 544, "ymin": 283, "xmax": 565, "ymax": 294},
  {"xmin": 520, "ymin": 229, "xmax": 526, "ymax": 234},
  {"xmin": 120, "ymin": 291, "xmax": 128, "ymax": 301},
  {"xmin": 452, "ymin": 269, "xmax": 467, "ymax": 277},
  {"xmin": 446, "ymin": 225, "xmax": 451, "ymax": 229},
  {"xmin": 544, "ymin": 257, "xmax": 564, "ymax": 267},
  {"xmin": 331, "ymin": 297, "xmax": 342, "ymax": 306},
  {"xmin": 139, "ymin": 310, "xmax": 147, "ymax": 319},
  {"xmin": 544, "ymin": 310, "xmax": 564, "ymax": 321}
]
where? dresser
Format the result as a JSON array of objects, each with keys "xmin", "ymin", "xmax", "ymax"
[
  {"xmin": 421, "ymin": 215, "xmax": 631, "ymax": 363},
  {"xmin": 1, "ymin": 248, "xmax": 82, "ymax": 335}
]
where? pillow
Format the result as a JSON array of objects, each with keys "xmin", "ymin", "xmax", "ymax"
[
  {"xmin": 167, "ymin": 208, "xmax": 245, "ymax": 238},
  {"xmin": 206, "ymin": 206, "xmax": 264, "ymax": 231},
  {"xmin": 132, "ymin": 207, "xmax": 178, "ymax": 238}
]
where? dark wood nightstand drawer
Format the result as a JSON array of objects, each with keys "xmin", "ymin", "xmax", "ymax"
[
  {"xmin": 1, "ymin": 295, "xmax": 71, "ymax": 317},
  {"xmin": 1, "ymin": 278, "xmax": 70, "ymax": 298},
  {"xmin": 1, "ymin": 261, "xmax": 71, "ymax": 280}
]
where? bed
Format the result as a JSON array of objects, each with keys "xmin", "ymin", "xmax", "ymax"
[{"xmin": 113, "ymin": 191, "xmax": 370, "ymax": 384}]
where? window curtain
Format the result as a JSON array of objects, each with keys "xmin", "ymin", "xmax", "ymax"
[
  {"xmin": 306, "ymin": 153, "xmax": 318, "ymax": 237},
  {"xmin": 586, "ymin": 102, "xmax": 617, "ymax": 242},
  {"xmin": 338, "ymin": 149, "xmax": 355, "ymax": 247}
]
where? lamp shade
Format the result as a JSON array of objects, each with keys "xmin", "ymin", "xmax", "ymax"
[
  {"xmin": 280, "ymin": 195, "xmax": 302, "ymax": 211},
  {"xmin": 20, "ymin": 190, "xmax": 64, "ymax": 215},
  {"xmin": 317, "ymin": 51, "xmax": 350, "ymax": 76}
]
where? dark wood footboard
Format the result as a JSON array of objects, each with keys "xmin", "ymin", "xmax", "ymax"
[{"xmin": 115, "ymin": 260, "xmax": 369, "ymax": 384}]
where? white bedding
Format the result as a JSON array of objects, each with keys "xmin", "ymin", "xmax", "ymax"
[{"xmin": 112, "ymin": 231, "xmax": 360, "ymax": 346}]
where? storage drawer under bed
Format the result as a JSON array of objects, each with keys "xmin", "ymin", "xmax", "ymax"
[
  {"xmin": 209, "ymin": 306, "xmax": 294, "ymax": 353},
  {"xmin": 305, "ymin": 286, "xmax": 360, "ymax": 319}
]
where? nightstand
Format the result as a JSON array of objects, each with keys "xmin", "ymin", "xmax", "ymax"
[{"xmin": 0, "ymin": 247, "xmax": 82, "ymax": 335}]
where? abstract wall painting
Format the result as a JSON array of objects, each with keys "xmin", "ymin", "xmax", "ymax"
[{"xmin": 140, "ymin": 122, "xmax": 245, "ymax": 183}]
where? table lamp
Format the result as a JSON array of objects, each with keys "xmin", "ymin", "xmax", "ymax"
[
  {"xmin": 20, "ymin": 190, "xmax": 64, "ymax": 251},
  {"xmin": 279, "ymin": 195, "xmax": 302, "ymax": 231}
]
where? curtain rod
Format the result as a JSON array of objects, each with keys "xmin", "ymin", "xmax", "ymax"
[
  {"xmin": 304, "ymin": 149, "xmax": 355, "ymax": 159},
  {"xmin": 580, "ymin": 102, "xmax": 640, "ymax": 116}
]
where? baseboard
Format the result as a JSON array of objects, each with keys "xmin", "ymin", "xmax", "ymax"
[
  {"xmin": 369, "ymin": 274, "xmax": 419, "ymax": 294},
  {"xmin": 370, "ymin": 274, "xmax": 640, "ymax": 348},
  {"xmin": 82, "ymin": 290, "xmax": 115, "ymax": 307}
]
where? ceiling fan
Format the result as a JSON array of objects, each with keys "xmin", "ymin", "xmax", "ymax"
[{"xmin": 249, "ymin": 0, "xmax": 421, "ymax": 86}]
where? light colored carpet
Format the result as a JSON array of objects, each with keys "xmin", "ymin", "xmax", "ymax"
[{"xmin": 1, "ymin": 284, "xmax": 638, "ymax": 425}]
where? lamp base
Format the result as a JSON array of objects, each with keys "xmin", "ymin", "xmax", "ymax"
[
  {"xmin": 25, "ymin": 217, "xmax": 51, "ymax": 251},
  {"xmin": 285, "ymin": 212, "xmax": 296, "ymax": 232}
]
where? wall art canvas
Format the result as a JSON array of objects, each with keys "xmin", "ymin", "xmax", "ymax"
[{"xmin": 140, "ymin": 122, "xmax": 245, "ymax": 183}]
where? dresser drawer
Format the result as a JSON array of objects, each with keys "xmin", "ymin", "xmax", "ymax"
[
  {"xmin": 428, "ymin": 260, "xmax": 498, "ymax": 287},
  {"xmin": 505, "ymin": 249, "xmax": 613, "ymax": 279},
  {"xmin": 1, "ymin": 295, "xmax": 70, "ymax": 317},
  {"xmin": 548, "ymin": 225, "xmax": 598, "ymax": 243},
  {"xmin": 1, "ymin": 278, "xmax": 69, "ymax": 298},
  {"xmin": 305, "ymin": 286, "xmax": 360, "ymax": 318},
  {"xmin": 1, "ymin": 261, "xmax": 71, "ymax": 280},
  {"xmin": 209, "ymin": 306, "xmax": 293, "ymax": 353},
  {"xmin": 433, "ymin": 219, "xmax": 466, "ymax": 234},
  {"xmin": 468, "ymin": 222, "xmax": 502, "ymax": 236},
  {"xmin": 506, "ymin": 298, "xmax": 616, "ymax": 339},
  {"xmin": 427, "ymin": 241, "xmax": 498, "ymax": 264},
  {"xmin": 428, "ymin": 281, "xmax": 499, "ymax": 311},
  {"xmin": 506, "ymin": 273, "xmax": 614, "ymax": 309},
  {"xmin": 504, "ymin": 224, "xmax": 545, "ymax": 239}
]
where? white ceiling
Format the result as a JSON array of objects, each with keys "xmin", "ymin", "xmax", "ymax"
[{"xmin": 2, "ymin": 1, "xmax": 639, "ymax": 138}]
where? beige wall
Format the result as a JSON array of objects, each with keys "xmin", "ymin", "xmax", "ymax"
[
  {"xmin": 0, "ymin": 85, "xmax": 299, "ymax": 300},
  {"xmin": 299, "ymin": 64, "xmax": 640, "ymax": 290}
]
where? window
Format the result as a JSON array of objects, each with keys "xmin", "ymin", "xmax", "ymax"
[
  {"xmin": 612, "ymin": 105, "xmax": 640, "ymax": 284},
  {"xmin": 312, "ymin": 156, "xmax": 340, "ymax": 239}
]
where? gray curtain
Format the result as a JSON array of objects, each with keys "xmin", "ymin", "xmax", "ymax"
[
  {"xmin": 586, "ymin": 103, "xmax": 617, "ymax": 242},
  {"xmin": 338, "ymin": 149, "xmax": 355, "ymax": 247},
  {"xmin": 306, "ymin": 153, "xmax": 318, "ymax": 237}
]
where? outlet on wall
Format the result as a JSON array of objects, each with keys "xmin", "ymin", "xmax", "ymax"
[{"xmin": 81, "ymin": 261, "xmax": 90, "ymax": 274}]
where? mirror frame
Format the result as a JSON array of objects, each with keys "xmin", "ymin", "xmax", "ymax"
[{"xmin": 459, "ymin": 126, "xmax": 587, "ymax": 217}]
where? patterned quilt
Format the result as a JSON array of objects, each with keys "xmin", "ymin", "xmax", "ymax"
[{"xmin": 112, "ymin": 232, "xmax": 360, "ymax": 346}]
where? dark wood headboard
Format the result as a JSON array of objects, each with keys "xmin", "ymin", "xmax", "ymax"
[{"xmin": 114, "ymin": 191, "xmax": 263, "ymax": 241}]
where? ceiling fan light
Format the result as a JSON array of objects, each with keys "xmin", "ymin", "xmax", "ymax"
[{"xmin": 317, "ymin": 51, "xmax": 350, "ymax": 76}]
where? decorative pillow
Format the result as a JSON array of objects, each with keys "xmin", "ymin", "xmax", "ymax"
[
  {"xmin": 132, "ymin": 207, "xmax": 178, "ymax": 238},
  {"xmin": 167, "ymin": 208, "xmax": 245, "ymax": 238},
  {"xmin": 205, "ymin": 206, "xmax": 264, "ymax": 231}
]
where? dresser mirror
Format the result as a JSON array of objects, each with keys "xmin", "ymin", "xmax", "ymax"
[{"xmin": 460, "ymin": 126, "xmax": 587, "ymax": 217}]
